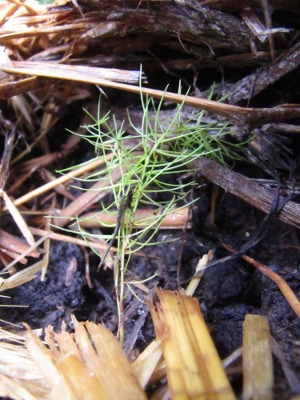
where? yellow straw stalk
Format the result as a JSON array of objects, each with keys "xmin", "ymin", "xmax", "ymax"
[
  {"xmin": 149, "ymin": 289, "xmax": 236, "ymax": 400},
  {"xmin": 242, "ymin": 315, "xmax": 273, "ymax": 400},
  {"xmin": 26, "ymin": 320, "xmax": 146, "ymax": 400}
]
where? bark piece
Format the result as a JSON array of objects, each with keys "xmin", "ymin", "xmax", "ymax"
[
  {"xmin": 192, "ymin": 157, "xmax": 300, "ymax": 229},
  {"xmin": 227, "ymin": 41, "xmax": 300, "ymax": 104}
]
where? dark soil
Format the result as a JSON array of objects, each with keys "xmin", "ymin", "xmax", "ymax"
[{"xmin": 1, "ymin": 184, "xmax": 300, "ymax": 399}]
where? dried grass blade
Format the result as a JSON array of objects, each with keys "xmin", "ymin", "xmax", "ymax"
[
  {"xmin": 10, "ymin": 95, "xmax": 32, "ymax": 127},
  {"xmin": 28, "ymin": 226, "xmax": 118, "ymax": 253},
  {"xmin": 54, "ymin": 164, "xmax": 126, "ymax": 227},
  {"xmin": 18, "ymin": 154, "xmax": 60, "ymax": 172},
  {"xmin": 1, "ymin": 155, "xmax": 111, "ymax": 212},
  {"xmin": 1, "ymin": 189, "xmax": 35, "ymax": 247},
  {"xmin": 13, "ymin": 61, "xmax": 145, "ymax": 84},
  {"xmin": 0, "ymin": 229, "xmax": 39, "ymax": 258},
  {"xmin": 0, "ymin": 3, "xmax": 18, "ymax": 27},
  {"xmin": 0, "ymin": 76, "xmax": 43, "ymax": 99},
  {"xmin": 0, "ymin": 256, "xmax": 46, "ymax": 292},
  {"xmin": 39, "ymin": 169, "xmax": 75, "ymax": 200},
  {"xmin": 8, "ymin": 167, "xmax": 38, "ymax": 194},
  {"xmin": 0, "ymin": 23, "xmax": 88, "ymax": 41},
  {"xmin": 8, "ymin": 0, "xmax": 43, "ymax": 15},
  {"xmin": 2, "ymin": 234, "xmax": 47, "ymax": 273},
  {"xmin": 0, "ymin": 248, "xmax": 28, "ymax": 265},
  {"xmin": 149, "ymin": 289, "xmax": 236, "ymax": 400},
  {"xmin": 243, "ymin": 315, "xmax": 273, "ymax": 400},
  {"xmin": 1, "ymin": 64, "xmax": 300, "ymax": 128}
]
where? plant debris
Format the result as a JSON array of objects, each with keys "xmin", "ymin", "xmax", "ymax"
[{"xmin": 0, "ymin": 0, "xmax": 300, "ymax": 398}]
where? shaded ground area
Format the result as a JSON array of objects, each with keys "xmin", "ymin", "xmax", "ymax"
[{"xmin": 1, "ymin": 187, "xmax": 300, "ymax": 398}]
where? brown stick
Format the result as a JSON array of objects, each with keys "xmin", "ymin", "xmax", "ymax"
[
  {"xmin": 2, "ymin": 62, "xmax": 300, "ymax": 129},
  {"xmin": 228, "ymin": 42, "xmax": 300, "ymax": 104},
  {"xmin": 192, "ymin": 157, "xmax": 300, "ymax": 229}
]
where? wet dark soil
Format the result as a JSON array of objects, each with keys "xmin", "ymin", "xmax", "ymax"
[{"xmin": 1, "ymin": 184, "xmax": 300, "ymax": 398}]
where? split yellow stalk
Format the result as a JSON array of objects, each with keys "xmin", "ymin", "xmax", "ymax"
[
  {"xmin": 26, "ymin": 319, "xmax": 146, "ymax": 400},
  {"xmin": 149, "ymin": 289, "xmax": 236, "ymax": 400}
]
